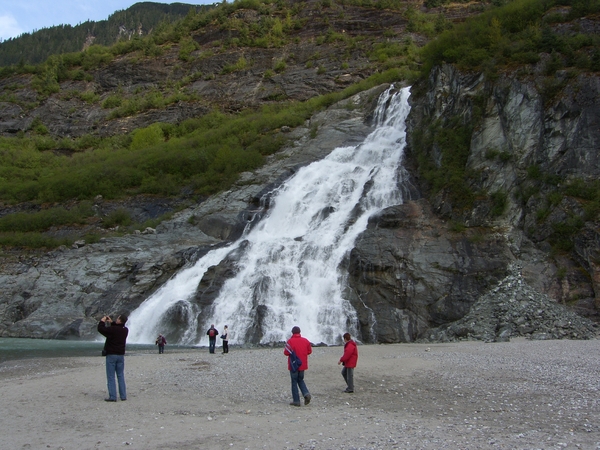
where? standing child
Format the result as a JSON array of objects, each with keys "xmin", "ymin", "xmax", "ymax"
[{"xmin": 338, "ymin": 332, "xmax": 358, "ymax": 393}]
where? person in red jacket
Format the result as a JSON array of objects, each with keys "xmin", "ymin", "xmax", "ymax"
[
  {"xmin": 284, "ymin": 326, "xmax": 312, "ymax": 406},
  {"xmin": 338, "ymin": 332, "xmax": 358, "ymax": 393}
]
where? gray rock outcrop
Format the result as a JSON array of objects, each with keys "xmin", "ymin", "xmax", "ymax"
[
  {"xmin": 424, "ymin": 264, "xmax": 597, "ymax": 342},
  {"xmin": 344, "ymin": 64, "xmax": 599, "ymax": 343}
]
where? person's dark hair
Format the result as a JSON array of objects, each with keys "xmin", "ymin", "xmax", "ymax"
[
  {"xmin": 292, "ymin": 326, "xmax": 301, "ymax": 334},
  {"xmin": 118, "ymin": 314, "xmax": 128, "ymax": 324},
  {"xmin": 343, "ymin": 332, "xmax": 351, "ymax": 341}
]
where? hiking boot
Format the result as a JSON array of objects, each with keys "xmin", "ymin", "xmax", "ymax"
[
  {"xmin": 289, "ymin": 402, "xmax": 301, "ymax": 407},
  {"xmin": 304, "ymin": 394, "xmax": 311, "ymax": 405}
]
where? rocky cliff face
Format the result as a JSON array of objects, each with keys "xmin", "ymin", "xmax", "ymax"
[{"xmin": 346, "ymin": 64, "xmax": 599, "ymax": 343}]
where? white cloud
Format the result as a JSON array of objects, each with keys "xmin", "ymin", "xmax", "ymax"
[{"xmin": 0, "ymin": 14, "xmax": 24, "ymax": 41}]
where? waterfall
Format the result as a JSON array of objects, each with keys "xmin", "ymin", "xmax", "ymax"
[{"xmin": 128, "ymin": 86, "xmax": 411, "ymax": 346}]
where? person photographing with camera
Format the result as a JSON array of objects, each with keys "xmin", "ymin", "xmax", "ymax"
[{"xmin": 98, "ymin": 314, "xmax": 129, "ymax": 402}]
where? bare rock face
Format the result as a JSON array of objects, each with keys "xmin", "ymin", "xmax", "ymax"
[
  {"xmin": 424, "ymin": 263, "xmax": 598, "ymax": 342},
  {"xmin": 344, "ymin": 64, "xmax": 600, "ymax": 343},
  {"xmin": 347, "ymin": 200, "xmax": 514, "ymax": 343}
]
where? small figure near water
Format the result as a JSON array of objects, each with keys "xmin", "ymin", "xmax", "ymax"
[
  {"xmin": 338, "ymin": 332, "xmax": 358, "ymax": 393},
  {"xmin": 206, "ymin": 324, "xmax": 219, "ymax": 354},
  {"xmin": 155, "ymin": 334, "xmax": 166, "ymax": 354},
  {"xmin": 284, "ymin": 326, "xmax": 312, "ymax": 407},
  {"xmin": 221, "ymin": 325, "xmax": 229, "ymax": 354},
  {"xmin": 97, "ymin": 314, "xmax": 129, "ymax": 402}
]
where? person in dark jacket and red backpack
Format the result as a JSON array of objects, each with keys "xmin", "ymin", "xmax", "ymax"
[
  {"xmin": 155, "ymin": 334, "xmax": 166, "ymax": 354},
  {"xmin": 284, "ymin": 326, "xmax": 312, "ymax": 406},
  {"xmin": 206, "ymin": 324, "xmax": 219, "ymax": 354},
  {"xmin": 338, "ymin": 332, "xmax": 358, "ymax": 393}
]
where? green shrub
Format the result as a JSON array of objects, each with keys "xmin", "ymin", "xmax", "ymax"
[
  {"xmin": 222, "ymin": 56, "xmax": 249, "ymax": 74},
  {"xmin": 547, "ymin": 191, "xmax": 563, "ymax": 206},
  {"xmin": 550, "ymin": 215, "xmax": 584, "ymax": 252},
  {"xmin": 0, "ymin": 232, "xmax": 71, "ymax": 249},
  {"xmin": 536, "ymin": 207, "xmax": 550, "ymax": 222},
  {"xmin": 33, "ymin": 136, "xmax": 55, "ymax": 151},
  {"xmin": 76, "ymin": 134, "xmax": 101, "ymax": 150},
  {"xmin": 102, "ymin": 95, "xmax": 123, "ymax": 109},
  {"xmin": 79, "ymin": 91, "xmax": 100, "ymax": 104},
  {"xmin": 485, "ymin": 148, "xmax": 499, "ymax": 160},
  {"xmin": 0, "ymin": 202, "xmax": 93, "ymax": 232},
  {"xmin": 498, "ymin": 151, "xmax": 512, "ymax": 163},
  {"xmin": 31, "ymin": 117, "xmax": 49, "ymax": 135},
  {"xmin": 490, "ymin": 191, "xmax": 507, "ymax": 217},
  {"xmin": 103, "ymin": 208, "xmax": 132, "ymax": 228},
  {"xmin": 449, "ymin": 221, "xmax": 466, "ymax": 232},
  {"xmin": 274, "ymin": 59, "xmax": 287, "ymax": 73},
  {"xmin": 130, "ymin": 124, "xmax": 165, "ymax": 150},
  {"xmin": 179, "ymin": 37, "xmax": 199, "ymax": 61},
  {"xmin": 527, "ymin": 165, "xmax": 542, "ymax": 180},
  {"xmin": 564, "ymin": 178, "xmax": 599, "ymax": 201}
]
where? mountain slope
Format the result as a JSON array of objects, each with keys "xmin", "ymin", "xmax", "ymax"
[{"xmin": 0, "ymin": 2, "xmax": 214, "ymax": 67}]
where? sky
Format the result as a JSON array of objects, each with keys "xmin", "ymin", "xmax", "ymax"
[{"xmin": 0, "ymin": 1, "xmax": 214, "ymax": 41}]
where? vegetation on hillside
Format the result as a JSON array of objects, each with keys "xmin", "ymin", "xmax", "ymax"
[
  {"xmin": 0, "ymin": 69, "xmax": 402, "ymax": 248},
  {"xmin": 0, "ymin": 0, "xmax": 598, "ymax": 250},
  {"xmin": 421, "ymin": 0, "xmax": 600, "ymax": 75},
  {"xmin": 412, "ymin": 0, "xmax": 600, "ymax": 245}
]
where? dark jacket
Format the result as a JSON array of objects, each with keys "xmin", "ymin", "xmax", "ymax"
[
  {"xmin": 284, "ymin": 333, "xmax": 312, "ymax": 371},
  {"xmin": 339, "ymin": 339, "xmax": 358, "ymax": 368},
  {"xmin": 207, "ymin": 327, "xmax": 219, "ymax": 340},
  {"xmin": 98, "ymin": 321, "xmax": 128, "ymax": 355}
]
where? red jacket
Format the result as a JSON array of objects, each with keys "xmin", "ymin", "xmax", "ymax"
[
  {"xmin": 284, "ymin": 333, "xmax": 312, "ymax": 371},
  {"xmin": 339, "ymin": 339, "xmax": 358, "ymax": 368}
]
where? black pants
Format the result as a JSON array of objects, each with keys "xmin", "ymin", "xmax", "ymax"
[
  {"xmin": 223, "ymin": 340, "xmax": 229, "ymax": 353},
  {"xmin": 342, "ymin": 366, "xmax": 354, "ymax": 392}
]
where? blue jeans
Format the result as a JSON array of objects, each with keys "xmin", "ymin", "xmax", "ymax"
[
  {"xmin": 209, "ymin": 339, "xmax": 216, "ymax": 353},
  {"xmin": 290, "ymin": 370, "xmax": 309, "ymax": 404},
  {"xmin": 106, "ymin": 354, "xmax": 127, "ymax": 401}
]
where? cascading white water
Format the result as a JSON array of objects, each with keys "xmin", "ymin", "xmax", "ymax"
[
  {"xmin": 128, "ymin": 86, "xmax": 411, "ymax": 346},
  {"xmin": 127, "ymin": 243, "xmax": 235, "ymax": 343}
]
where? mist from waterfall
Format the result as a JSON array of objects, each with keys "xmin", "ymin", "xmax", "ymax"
[{"xmin": 128, "ymin": 86, "xmax": 411, "ymax": 346}]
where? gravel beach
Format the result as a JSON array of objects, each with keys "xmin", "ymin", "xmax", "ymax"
[{"xmin": 1, "ymin": 338, "xmax": 599, "ymax": 450}]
